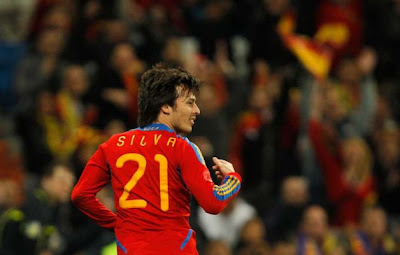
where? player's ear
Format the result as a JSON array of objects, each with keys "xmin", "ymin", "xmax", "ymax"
[{"xmin": 161, "ymin": 104, "xmax": 172, "ymax": 114}]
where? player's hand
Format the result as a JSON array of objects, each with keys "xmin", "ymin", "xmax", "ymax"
[{"xmin": 212, "ymin": 157, "xmax": 235, "ymax": 180}]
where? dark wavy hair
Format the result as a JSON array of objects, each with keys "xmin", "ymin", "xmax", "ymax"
[{"xmin": 137, "ymin": 63, "xmax": 200, "ymax": 127}]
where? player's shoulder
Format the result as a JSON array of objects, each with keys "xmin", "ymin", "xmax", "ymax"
[
  {"xmin": 177, "ymin": 135, "xmax": 206, "ymax": 165},
  {"xmin": 176, "ymin": 135, "xmax": 193, "ymax": 146}
]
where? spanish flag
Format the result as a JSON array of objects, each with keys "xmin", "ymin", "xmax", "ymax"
[
  {"xmin": 282, "ymin": 34, "xmax": 332, "ymax": 80},
  {"xmin": 278, "ymin": 11, "xmax": 333, "ymax": 80}
]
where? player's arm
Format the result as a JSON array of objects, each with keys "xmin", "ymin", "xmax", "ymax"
[
  {"xmin": 71, "ymin": 143, "xmax": 116, "ymax": 230},
  {"xmin": 179, "ymin": 141, "xmax": 242, "ymax": 214}
]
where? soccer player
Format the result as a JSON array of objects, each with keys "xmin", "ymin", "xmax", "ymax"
[{"xmin": 71, "ymin": 63, "xmax": 242, "ymax": 254}]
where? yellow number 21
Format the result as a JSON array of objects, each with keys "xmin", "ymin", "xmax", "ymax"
[{"xmin": 116, "ymin": 153, "xmax": 169, "ymax": 211}]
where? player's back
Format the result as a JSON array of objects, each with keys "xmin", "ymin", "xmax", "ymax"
[
  {"xmin": 102, "ymin": 124, "xmax": 201, "ymax": 254},
  {"xmin": 73, "ymin": 123, "xmax": 241, "ymax": 254},
  {"xmin": 103, "ymin": 124, "xmax": 192, "ymax": 232}
]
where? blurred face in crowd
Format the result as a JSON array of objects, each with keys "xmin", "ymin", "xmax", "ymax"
[
  {"xmin": 43, "ymin": 7, "xmax": 71, "ymax": 32},
  {"xmin": 281, "ymin": 176, "xmax": 309, "ymax": 206},
  {"xmin": 162, "ymin": 37, "xmax": 183, "ymax": 63},
  {"xmin": 249, "ymin": 86, "xmax": 271, "ymax": 111},
  {"xmin": 341, "ymin": 138, "xmax": 372, "ymax": 184},
  {"xmin": 253, "ymin": 60, "xmax": 270, "ymax": 87},
  {"xmin": 111, "ymin": 43, "xmax": 137, "ymax": 72},
  {"xmin": 188, "ymin": 57, "xmax": 215, "ymax": 84},
  {"xmin": 337, "ymin": 58, "xmax": 361, "ymax": 86},
  {"xmin": 272, "ymin": 241, "xmax": 296, "ymax": 255},
  {"xmin": 37, "ymin": 29, "xmax": 65, "ymax": 57},
  {"xmin": 63, "ymin": 65, "xmax": 89, "ymax": 98},
  {"xmin": 149, "ymin": 5, "xmax": 168, "ymax": 24},
  {"xmin": 122, "ymin": 1, "xmax": 146, "ymax": 24},
  {"xmin": 0, "ymin": 179, "xmax": 19, "ymax": 209},
  {"xmin": 324, "ymin": 86, "xmax": 348, "ymax": 122},
  {"xmin": 42, "ymin": 165, "xmax": 75, "ymax": 203},
  {"xmin": 240, "ymin": 217, "xmax": 266, "ymax": 245},
  {"xmin": 37, "ymin": 90, "xmax": 56, "ymax": 115},
  {"xmin": 361, "ymin": 207, "xmax": 387, "ymax": 241},
  {"xmin": 204, "ymin": 240, "xmax": 231, "ymax": 255},
  {"xmin": 266, "ymin": 0, "xmax": 290, "ymax": 16},
  {"xmin": 377, "ymin": 128, "xmax": 400, "ymax": 167},
  {"xmin": 106, "ymin": 20, "xmax": 129, "ymax": 43},
  {"xmin": 164, "ymin": 86, "xmax": 200, "ymax": 135},
  {"xmin": 197, "ymin": 83, "xmax": 219, "ymax": 116},
  {"xmin": 302, "ymin": 206, "xmax": 329, "ymax": 241},
  {"xmin": 342, "ymin": 139, "xmax": 366, "ymax": 167}
]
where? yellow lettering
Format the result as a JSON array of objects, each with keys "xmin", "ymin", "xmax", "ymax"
[
  {"xmin": 154, "ymin": 134, "xmax": 162, "ymax": 145},
  {"xmin": 116, "ymin": 153, "xmax": 147, "ymax": 209},
  {"xmin": 116, "ymin": 153, "xmax": 170, "ymax": 211},
  {"xmin": 167, "ymin": 137, "xmax": 176, "ymax": 147},
  {"xmin": 130, "ymin": 135, "xmax": 135, "ymax": 145},
  {"xmin": 117, "ymin": 136, "xmax": 126, "ymax": 147},
  {"xmin": 140, "ymin": 136, "xmax": 147, "ymax": 146},
  {"xmin": 154, "ymin": 154, "xmax": 168, "ymax": 211}
]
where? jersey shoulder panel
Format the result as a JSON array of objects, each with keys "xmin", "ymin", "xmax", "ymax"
[{"xmin": 176, "ymin": 136, "xmax": 206, "ymax": 165}]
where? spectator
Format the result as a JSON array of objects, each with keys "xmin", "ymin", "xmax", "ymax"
[
  {"xmin": 264, "ymin": 176, "xmax": 309, "ymax": 243},
  {"xmin": 297, "ymin": 205, "xmax": 346, "ymax": 255},
  {"xmin": 198, "ymin": 197, "xmax": 256, "ymax": 249},
  {"xmin": 0, "ymin": 0, "xmax": 37, "ymax": 42},
  {"xmin": 0, "ymin": 163, "xmax": 75, "ymax": 254},
  {"xmin": 307, "ymin": 74, "xmax": 377, "ymax": 226},
  {"xmin": 237, "ymin": 217, "xmax": 270, "ymax": 255},
  {"xmin": 15, "ymin": 29, "xmax": 67, "ymax": 112},
  {"xmin": 270, "ymin": 240, "xmax": 296, "ymax": 255},
  {"xmin": 15, "ymin": 90, "xmax": 55, "ymax": 175},
  {"xmin": 332, "ymin": 48, "xmax": 378, "ymax": 137},
  {"xmin": 346, "ymin": 206, "xmax": 397, "ymax": 255},
  {"xmin": 17, "ymin": 65, "xmax": 103, "ymax": 168},
  {"xmin": 309, "ymin": 118, "xmax": 377, "ymax": 226},
  {"xmin": 93, "ymin": 43, "xmax": 145, "ymax": 127},
  {"xmin": 372, "ymin": 120, "xmax": 400, "ymax": 216},
  {"xmin": 28, "ymin": 1, "xmax": 74, "ymax": 40},
  {"xmin": 229, "ymin": 84, "xmax": 277, "ymax": 200},
  {"xmin": 47, "ymin": 65, "xmax": 96, "ymax": 160},
  {"xmin": 203, "ymin": 240, "xmax": 232, "ymax": 255}
]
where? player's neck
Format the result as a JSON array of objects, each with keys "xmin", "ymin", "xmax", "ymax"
[{"xmin": 154, "ymin": 117, "xmax": 175, "ymax": 133}]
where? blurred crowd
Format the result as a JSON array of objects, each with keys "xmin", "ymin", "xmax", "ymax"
[{"xmin": 1, "ymin": 0, "xmax": 400, "ymax": 254}]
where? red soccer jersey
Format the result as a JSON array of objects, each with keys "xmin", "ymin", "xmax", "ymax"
[{"xmin": 71, "ymin": 123, "xmax": 242, "ymax": 255}]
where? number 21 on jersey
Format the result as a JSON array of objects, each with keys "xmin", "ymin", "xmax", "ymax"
[{"xmin": 116, "ymin": 153, "xmax": 169, "ymax": 211}]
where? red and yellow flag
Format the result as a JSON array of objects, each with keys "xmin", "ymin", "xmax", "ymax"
[
  {"xmin": 277, "ymin": 11, "xmax": 333, "ymax": 80},
  {"xmin": 282, "ymin": 34, "xmax": 333, "ymax": 80}
]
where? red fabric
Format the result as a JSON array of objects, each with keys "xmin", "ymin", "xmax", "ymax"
[
  {"xmin": 316, "ymin": 0, "xmax": 363, "ymax": 66},
  {"xmin": 229, "ymin": 111, "xmax": 263, "ymax": 176},
  {"xmin": 72, "ymin": 124, "xmax": 241, "ymax": 254},
  {"xmin": 280, "ymin": 105, "xmax": 300, "ymax": 149},
  {"xmin": 309, "ymin": 120, "xmax": 375, "ymax": 226}
]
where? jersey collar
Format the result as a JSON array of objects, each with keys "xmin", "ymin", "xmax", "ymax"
[{"xmin": 140, "ymin": 123, "xmax": 175, "ymax": 133}]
